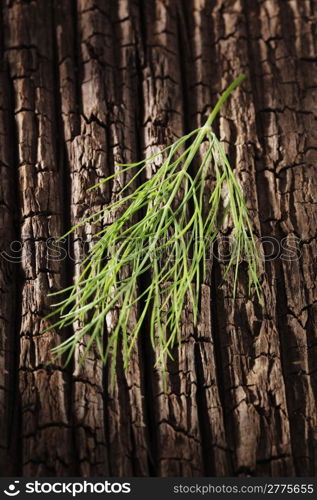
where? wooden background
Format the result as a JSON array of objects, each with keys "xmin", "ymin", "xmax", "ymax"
[{"xmin": 0, "ymin": 0, "xmax": 317, "ymax": 477}]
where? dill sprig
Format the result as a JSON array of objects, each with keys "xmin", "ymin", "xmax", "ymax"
[{"xmin": 45, "ymin": 75, "xmax": 261, "ymax": 384}]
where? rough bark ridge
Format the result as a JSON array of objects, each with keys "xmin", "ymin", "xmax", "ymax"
[{"xmin": 0, "ymin": 0, "xmax": 316, "ymax": 477}]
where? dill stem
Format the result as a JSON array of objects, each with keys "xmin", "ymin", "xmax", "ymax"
[{"xmin": 205, "ymin": 74, "xmax": 246, "ymax": 129}]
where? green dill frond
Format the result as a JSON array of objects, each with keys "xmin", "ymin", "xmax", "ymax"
[{"xmin": 45, "ymin": 75, "xmax": 262, "ymax": 385}]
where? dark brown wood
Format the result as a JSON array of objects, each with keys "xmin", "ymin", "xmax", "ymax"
[{"xmin": 0, "ymin": 0, "xmax": 316, "ymax": 477}]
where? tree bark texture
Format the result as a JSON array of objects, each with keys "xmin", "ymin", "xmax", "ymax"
[{"xmin": 0, "ymin": 0, "xmax": 317, "ymax": 477}]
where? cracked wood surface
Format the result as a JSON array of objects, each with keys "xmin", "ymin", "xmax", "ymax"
[{"xmin": 0, "ymin": 0, "xmax": 316, "ymax": 477}]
